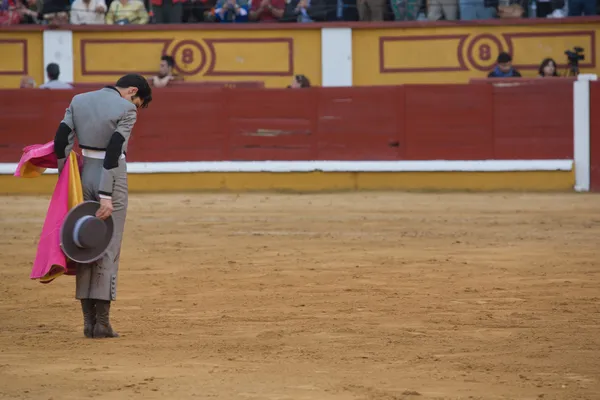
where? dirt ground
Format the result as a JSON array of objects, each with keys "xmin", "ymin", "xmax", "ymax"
[{"xmin": 1, "ymin": 192, "xmax": 599, "ymax": 400}]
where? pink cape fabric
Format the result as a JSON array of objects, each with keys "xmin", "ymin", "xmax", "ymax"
[{"xmin": 15, "ymin": 142, "xmax": 83, "ymax": 283}]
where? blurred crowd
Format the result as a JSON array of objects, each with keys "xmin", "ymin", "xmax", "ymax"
[
  {"xmin": 1, "ymin": 0, "xmax": 598, "ymax": 25},
  {"xmin": 20, "ymin": 57, "xmax": 313, "ymax": 88}
]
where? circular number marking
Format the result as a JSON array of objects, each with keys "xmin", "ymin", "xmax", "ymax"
[
  {"xmin": 170, "ymin": 40, "xmax": 207, "ymax": 76},
  {"xmin": 466, "ymin": 34, "xmax": 504, "ymax": 71}
]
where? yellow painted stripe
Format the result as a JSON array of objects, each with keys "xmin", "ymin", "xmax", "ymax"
[{"xmin": 0, "ymin": 170, "xmax": 574, "ymax": 194}]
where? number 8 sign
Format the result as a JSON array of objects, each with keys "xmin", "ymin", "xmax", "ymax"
[
  {"xmin": 466, "ymin": 34, "xmax": 505, "ymax": 72},
  {"xmin": 170, "ymin": 40, "xmax": 207, "ymax": 76}
]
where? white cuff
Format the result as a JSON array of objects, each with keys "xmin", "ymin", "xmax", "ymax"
[{"xmin": 99, "ymin": 194, "xmax": 112, "ymax": 200}]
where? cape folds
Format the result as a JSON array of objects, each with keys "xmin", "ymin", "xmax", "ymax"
[{"xmin": 14, "ymin": 142, "xmax": 84, "ymax": 283}]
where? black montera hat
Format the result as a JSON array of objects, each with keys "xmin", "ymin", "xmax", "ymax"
[{"xmin": 60, "ymin": 201, "xmax": 114, "ymax": 263}]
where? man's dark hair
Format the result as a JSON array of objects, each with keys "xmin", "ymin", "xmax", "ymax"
[
  {"xmin": 161, "ymin": 55, "xmax": 175, "ymax": 68},
  {"xmin": 115, "ymin": 73, "xmax": 152, "ymax": 108},
  {"xmin": 497, "ymin": 52, "xmax": 512, "ymax": 64},
  {"xmin": 295, "ymin": 74, "xmax": 311, "ymax": 88},
  {"xmin": 46, "ymin": 63, "xmax": 60, "ymax": 81}
]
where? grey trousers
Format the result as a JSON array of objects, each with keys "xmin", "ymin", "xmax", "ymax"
[{"xmin": 75, "ymin": 157, "xmax": 128, "ymax": 302}]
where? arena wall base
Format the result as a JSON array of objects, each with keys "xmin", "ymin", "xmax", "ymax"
[{"xmin": 0, "ymin": 170, "xmax": 574, "ymax": 195}]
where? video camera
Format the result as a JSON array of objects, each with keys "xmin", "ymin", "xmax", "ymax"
[{"xmin": 565, "ymin": 47, "xmax": 585, "ymax": 65}]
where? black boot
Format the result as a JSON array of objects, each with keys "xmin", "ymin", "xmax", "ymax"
[
  {"xmin": 80, "ymin": 299, "xmax": 96, "ymax": 338},
  {"xmin": 93, "ymin": 300, "xmax": 119, "ymax": 338}
]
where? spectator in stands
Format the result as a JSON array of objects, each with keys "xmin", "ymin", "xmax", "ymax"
[
  {"xmin": 105, "ymin": 0, "xmax": 149, "ymax": 23},
  {"xmin": 249, "ymin": 0, "xmax": 284, "ymax": 21},
  {"xmin": 16, "ymin": 0, "xmax": 43, "ymax": 23},
  {"xmin": 152, "ymin": 0, "xmax": 184, "ymax": 22},
  {"xmin": 535, "ymin": 0, "xmax": 564, "ymax": 16},
  {"xmin": 214, "ymin": 0, "xmax": 248, "ymax": 21},
  {"xmin": 487, "ymin": 52, "xmax": 522, "ymax": 78},
  {"xmin": 287, "ymin": 74, "xmax": 311, "ymax": 88},
  {"xmin": 459, "ymin": 0, "xmax": 495, "ymax": 19},
  {"xmin": 568, "ymin": 0, "xmax": 595, "ymax": 14},
  {"xmin": 391, "ymin": 0, "xmax": 420, "ymax": 20},
  {"xmin": 282, "ymin": 0, "xmax": 314, "ymax": 21},
  {"xmin": 538, "ymin": 58, "xmax": 560, "ymax": 77},
  {"xmin": 300, "ymin": 0, "xmax": 358, "ymax": 20},
  {"xmin": 1, "ymin": 0, "xmax": 23, "ymax": 24},
  {"xmin": 39, "ymin": 63, "xmax": 73, "ymax": 89},
  {"xmin": 427, "ymin": 0, "xmax": 457, "ymax": 19},
  {"xmin": 182, "ymin": 0, "xmax": 215, "ymax": 21},
  {"xmin": 151, "ymin": 55, "xmax": 183, "ymax": 87},
  {"xmin": 357, "ymin": 0, "xmax": 386, "ymax": 20},
  {"xmin": 70, "ymin": 0, "xmax": 107, "ymax": 23},
  {"xmin": 20, "ymin": 76, "xmax": 36, "ymax": 88},
  {"xmin": 41, "ymin": 0, "xmax": 70, "ymax": 24}
]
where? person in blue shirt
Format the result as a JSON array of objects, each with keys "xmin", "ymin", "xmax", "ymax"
[
  {"xmin": 214, "ymin": 0, "xmax": 248, "ymax": 21},
  {"xmin": 487, "ymin": 52, "xmax": 522, "ymax": 78}
]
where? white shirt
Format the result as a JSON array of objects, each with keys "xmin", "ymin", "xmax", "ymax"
[
  {"xmin": 70, "ymin": 0, "xmax": 107, "ymax": 24},
  {"xmin": 39, "ymin": 80, "xmax": 74, "ymax": 89}
]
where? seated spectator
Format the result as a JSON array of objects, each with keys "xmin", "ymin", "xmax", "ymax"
[
  {"xmin": 287, "ymin": 74, "xmax": 311, "ymax": 88},
  {"xmin": 487, "ymin": 52, "xmax": 521, "ymax": 78},
  {"xmin": 105, "ymin": 0, "xmax": 149, "ymax": 23},
  {"xmin": 152, "ymin": 0, "xmax": 184, "ymax": 23},
  {"xmin": 1, "ymin": 0, "xmax": 23, "ymax": 24},
  {"xmin": 281, "ymin": 0, "xmax": 313, "ymax": 21},
  {"xmin": 296, "ymin": 0, "xmax": 358, "ymax": 22},
  {"xmin": 182, "ymin": 0, "xmax": 215, "ymax": 22},
  {"xmin": 70, "ymin": 0, "xmax": 107, "ymax": 23},
  {"xmin": 150, "ymin": 55, "xmax": 183, "ymax": 88},
  {"xmin": 391, "ymin": 0, "xmax": 421, "ymax": 20},
  {"xmin": 20, "ymin": 76, "xmax": 36, "ymax": 88},
  {"xmin": 357, "ymin": 0, "xmax": 386, "ymax": 20},
  {"xmin": 16, "ymin": 0, "xmax": 43, "ymax": 24},
  {"xmin": 41, "ymin": 0, "xmax": 70, "ymax": 24},
  {"xmin": 535, "ymin": 0, "xmax": 564, "ymax": 16},
  {"xmin": 538, "ymin": 58, "xmax": 559, "ymax": 77},
  {"xmin": 214, "ymin": 0, "xmax": 248, "ymax": 21},
  {"xmin": 568, "ymin": 0, "xmax": 595, "ymax": 14},
  {"xmin": 39, "ymin": 63, "xmax": 73, "ymax": 89},
  {"xmin": 459, "ymin": 0, "xmax": 496, "ymax": 20},
  {"xmin": 249, "ymin": 0, "xmax": 284, "ymax": 21},
  {"xmin": 427, "ymin": 0, "xmax": 457, "ymax": 20}
]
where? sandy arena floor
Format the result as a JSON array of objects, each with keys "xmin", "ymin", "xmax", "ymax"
[{"xmin": 1, "ymin": 192, "xmax": 599, "ymax": 400}]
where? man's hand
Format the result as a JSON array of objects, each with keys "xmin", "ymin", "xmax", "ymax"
[
  {"xmin": 95, "ymin": 5, "xmax": 105, "ymax": 12},
  {"xmin": 96, "ymin": 198, "xmax": 114, "ymax": 220}
]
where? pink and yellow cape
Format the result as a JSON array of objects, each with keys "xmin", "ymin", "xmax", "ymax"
[{"xmin": 14, "ymin": 142, "xmax": 84, "ymax": 283}]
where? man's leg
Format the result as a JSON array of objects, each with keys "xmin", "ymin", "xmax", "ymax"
[
  {"xmin": 357, "ymin": 0, "xmax": 370, "ymax": 20},
  {"xmin": 153, "ymin": 5, "xmax": 165, "ymax": 22},
  {"xmin": 76, "ymin": 160, "xmax": 98, "ymax": 338},
  {"xmin": 91, "ymin": 163, "xmax": 128, "ymax": 339},
  {"xmin": 582, "ymin": 0, "xmax": 595, "ymax": 15},
  {"xmin": 170, "ymin": 1, "xmax": 183, "ymax": 22},
  {"xmin": 427, "ymin": 0, "xmax": 443, "ymax": 19},
  {"xmin": 442, "ymin": 0, "xmax": 458, "ymax": 19},
  {"xmin": 368, "ymin": 0, "xmax": 387, "ymax": 20}
]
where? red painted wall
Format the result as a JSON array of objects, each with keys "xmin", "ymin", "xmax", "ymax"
[
  {"xmin": 0, "ymin": 83, "xmax": 574, "ymax": 163},
  {"xmin": 590, "ymin": 81, "xmax": 600, "ymax": 191}
]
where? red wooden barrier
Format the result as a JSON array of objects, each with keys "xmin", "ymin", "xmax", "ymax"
[
  {"xmin": 590, "ymin": 81, "xmax": 600, "ymax": 191},
  {"xmin": 0, "ymin": 84, "xmax": 574, "ymax": 163}
]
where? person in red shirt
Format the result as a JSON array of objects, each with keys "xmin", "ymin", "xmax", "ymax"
[{"xmin": 249, "ymin": 0, "xmax": 284, "ymax": 21}]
